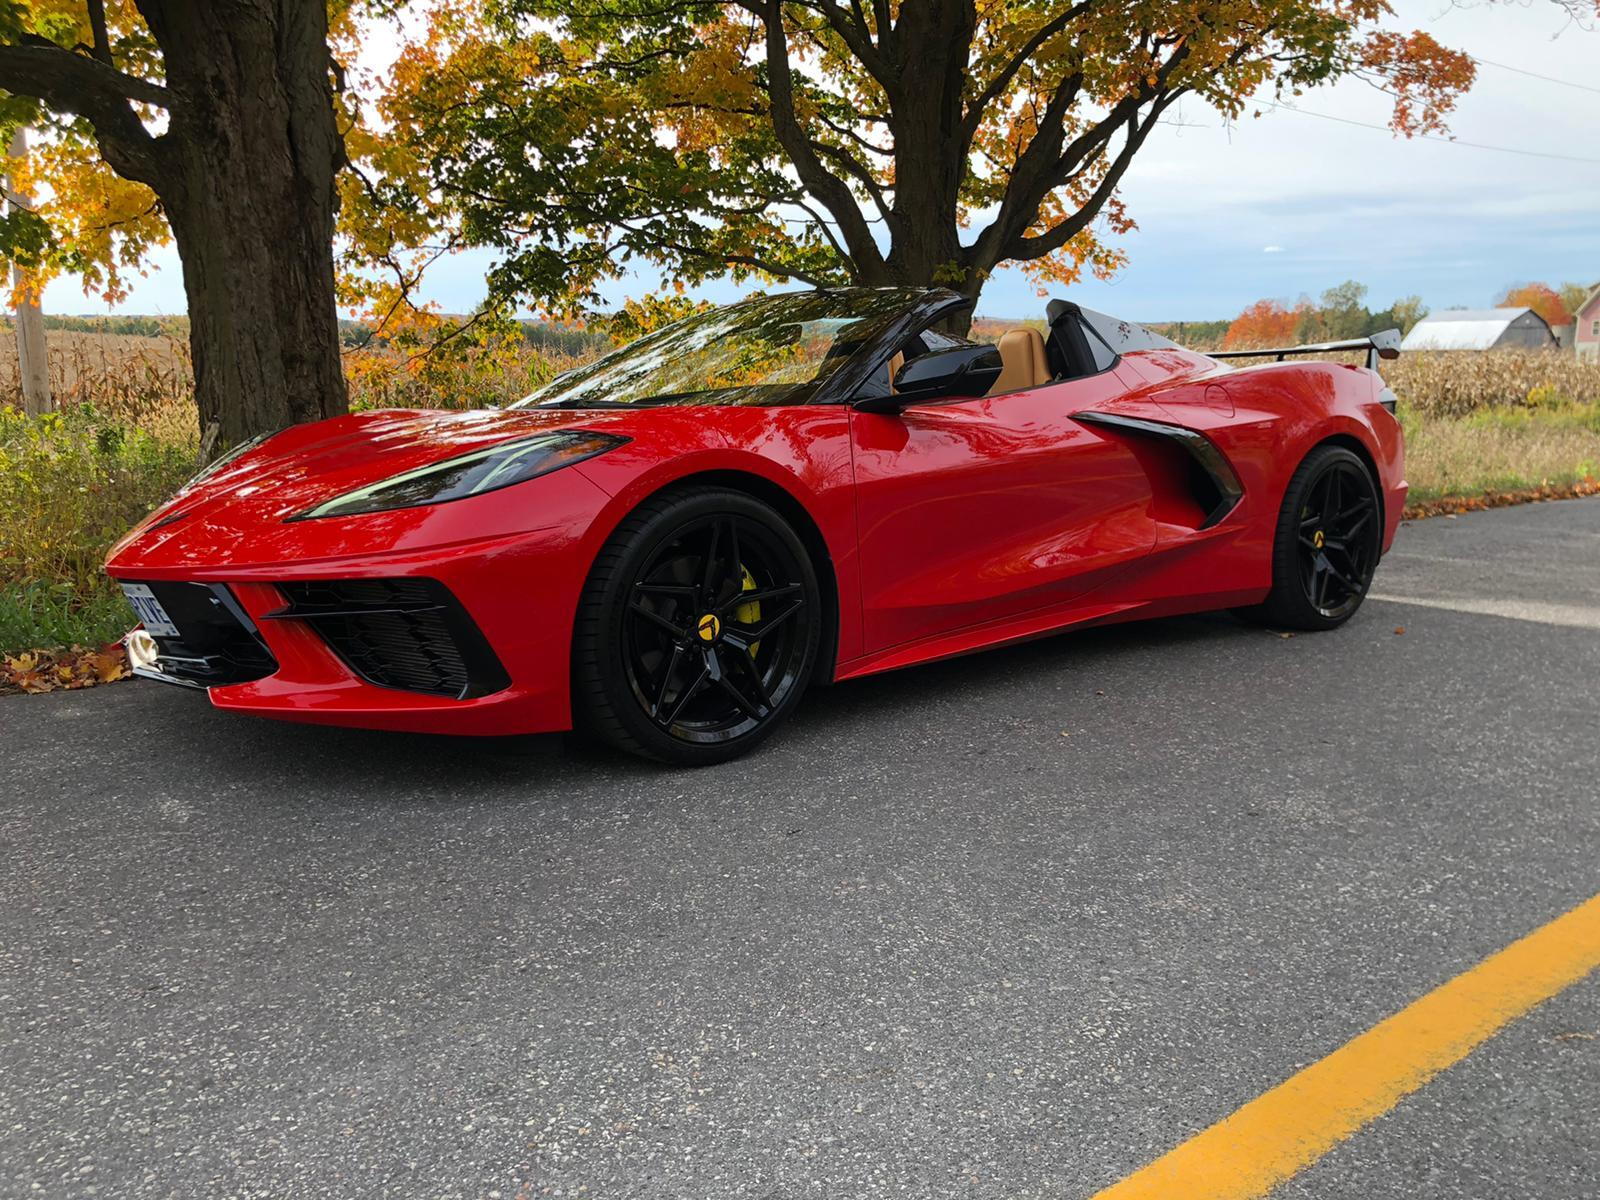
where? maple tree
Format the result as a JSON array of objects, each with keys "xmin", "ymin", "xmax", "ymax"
[
  {"xmin": 0, "ymin": 0, "xmax": 350, "ymax": 446},
  {"xmin": 363, "ymin": 0, "xmax": 1475, "ymax": 332},
  {"xmin": 1223, "ymin": 298, "xmax": 1306, "ymax": 348},
  {"xmin": 1498, "ymin": 282, "xmax": 1574, "ymax": 329}
]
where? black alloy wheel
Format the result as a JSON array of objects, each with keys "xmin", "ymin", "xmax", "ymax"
[
  {"xmin": 1252, "ymin": 444, "xmax": 1383, "ymax": 630},
  {"xmin": 573, "ymin": 487, "xmax": 822, "ymax": 764}
]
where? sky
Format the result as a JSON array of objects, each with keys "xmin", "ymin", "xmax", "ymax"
[{"xmin": 41, "ymin": 0, "xmax": 1600, "ymax": 324}]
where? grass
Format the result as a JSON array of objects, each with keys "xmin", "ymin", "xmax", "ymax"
[
  {"xmin": 0, "ymin": 402, "xmax": 198, "ymax": 655},
  {"xmin": 1399, "ymin": 393, "xmax": 1600, "ymax": 503},
  {"xmin": 3, "ymin": 332, "xmax": 1600, "ymax": 656},
  {"xmin": 0, "ymin": 579, "xmax": 136, "ymax": 653}
]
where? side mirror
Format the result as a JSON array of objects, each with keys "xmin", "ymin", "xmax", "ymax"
[{"xmin": 854, "ymin": 344, "xmax": 1004, "ymax": 414}]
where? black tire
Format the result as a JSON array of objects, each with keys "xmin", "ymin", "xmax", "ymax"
[
  {"xmin": 1247, "ymin": 444, "xmax": 1382, "ymax": 631},
  {"xmin": 572, "ymin": 487, "xmax": 822, "ymax": 765}
]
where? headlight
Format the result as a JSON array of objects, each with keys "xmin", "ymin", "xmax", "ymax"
[{"xmin": 289, "ymin": 430, "xmax": 627, "ymax": 521}]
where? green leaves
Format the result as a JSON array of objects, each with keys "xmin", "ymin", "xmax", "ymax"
[{"xmin": 0, "ymin": 203, "xmax": 53, "ymax": 267}]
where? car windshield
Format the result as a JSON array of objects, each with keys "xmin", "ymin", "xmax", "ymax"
[{"xmin": 513, "ymin": 289, "xmax": 929, "ymax": 409}]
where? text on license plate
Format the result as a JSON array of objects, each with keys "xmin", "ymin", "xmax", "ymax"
[{"xmin": 120, "ymin": 583, "xmax": 180, "ymax": 638}]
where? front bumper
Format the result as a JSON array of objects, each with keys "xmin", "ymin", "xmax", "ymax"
[{"xmin": 108, "ymin": 526, "xmax": 596, "ymax": 738}]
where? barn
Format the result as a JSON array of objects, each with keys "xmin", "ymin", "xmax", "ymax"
[{"xmin": 1400, "ymin": 307, "xmax": 1557, "ymax": 352}]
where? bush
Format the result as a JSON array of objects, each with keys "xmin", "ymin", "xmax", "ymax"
[{"xmin": 0, "ymin": 403, "xmax": 196, "ymax": 652}]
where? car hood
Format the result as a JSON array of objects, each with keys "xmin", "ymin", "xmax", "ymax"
[
  {"xmin": 163, "ymin": 407, "xmax": 635, "ymax": 521},
  {"xmin": 106, "ymin": 406, "xmax": 657, "ymax": 573}
]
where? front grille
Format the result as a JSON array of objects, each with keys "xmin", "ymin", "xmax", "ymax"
[
  {"xmin": 271, "ymin": 578, "xmax": 509, "ymax": 700},
  {"xmin": 138, "ymin": 581, "xmax": 278, "ymax": 686}
]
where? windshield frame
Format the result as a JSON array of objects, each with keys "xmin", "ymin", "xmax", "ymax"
[{"xmin": 511, "ymin": 287, "xmax": 970, "ymax": 411}]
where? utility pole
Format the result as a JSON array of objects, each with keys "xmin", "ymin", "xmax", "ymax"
[{"xmin": 6, "ymin": 127, "xmax": 50, "ymax": 415}]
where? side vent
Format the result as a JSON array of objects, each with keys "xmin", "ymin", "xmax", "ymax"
[{"xmin": 1073, "ymin": 412, "xmax": 1244, "ymax": 529}]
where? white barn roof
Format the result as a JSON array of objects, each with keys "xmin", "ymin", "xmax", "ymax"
[{"xmin": 1401, "ymin": 308, "xmax": 1552, "ymax": 351}]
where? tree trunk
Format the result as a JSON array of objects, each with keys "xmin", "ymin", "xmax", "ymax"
[
  {"xmin": 5, "ymin": 128, "xmax": 51, "ymax": 415},
  {"xmin": 137, "ymin": 0, "xmax": 347, "ymax": 450},
  {"xmin": 882, "ymin": 0, "xmax": 977, "ymax": 331}
]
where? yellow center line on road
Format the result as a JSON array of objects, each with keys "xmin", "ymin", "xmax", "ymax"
[{"xmin": 1092, "ymin": 891, "xmax": 1600, "ymax": 1200}]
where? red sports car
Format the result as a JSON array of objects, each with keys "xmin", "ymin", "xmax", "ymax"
[{"xmin": 106, "ymin": 288, "xmax": 1404, "ymax": 763}]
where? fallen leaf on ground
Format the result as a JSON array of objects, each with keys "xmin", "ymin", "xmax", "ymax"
[
  {"xmin": 0, "ymin": 642, "xmax": 132, "ymax": 695},
  {"xmin": 1403, "ymin": 477, "xmax": 1600, "ymax": 522}
]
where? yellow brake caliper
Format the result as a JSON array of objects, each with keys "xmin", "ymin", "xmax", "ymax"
[{"xmin": 733, "ymin": 566, "xmax": 761, "ymax": 657}]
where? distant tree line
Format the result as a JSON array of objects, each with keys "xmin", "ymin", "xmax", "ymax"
[
  {"xmin": 1146, "ymin": 319, "xmax": 1232, "ymax": 347},
  {"xmin": 1199, "ymin": 278, "xmax": 1600, "ymax": 353},
  {"xmin": 15, "ymin": 313, "xmax": 610, "ymax": 359},
  {"xmin": 1214, "ymin": 282, "xmax": 1429, "ymax": 350},
  {"xmin": 9, "ymin": 314, "xmax": 190, "ymax": 338}
]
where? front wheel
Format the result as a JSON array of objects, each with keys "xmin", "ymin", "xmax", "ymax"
[
  {"xmin": 572, "ymin": 487, "xmax": 822, "ymax": 765},
  {"xmin": 1252, "ymin": 444, "xmax": 1382, "ymax": 630}
]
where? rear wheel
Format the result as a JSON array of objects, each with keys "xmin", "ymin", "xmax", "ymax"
[
  {"xmin": 1252, "ymin": 445, "xmax": 1382, "ymax": 630},
  {"xmin": 572, "ymin": 487, "xmax": 821, "ymax": 765}
]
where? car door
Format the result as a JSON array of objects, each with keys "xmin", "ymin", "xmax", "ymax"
[{"xmin": 848, "ymin": 361, "xmax": 1161, "ymax": 655}]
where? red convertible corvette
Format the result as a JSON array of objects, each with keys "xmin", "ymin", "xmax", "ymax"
[{"xmin": 107, "ymin": 288, "xmax": 1404, "ymax": 763}]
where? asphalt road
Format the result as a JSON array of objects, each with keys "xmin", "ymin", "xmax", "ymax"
[{"xmin": 2, "ymin": 499, "xmax": 1597, "ymax": 1200}]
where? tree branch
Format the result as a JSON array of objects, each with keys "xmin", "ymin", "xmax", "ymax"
[
  {"xmin": 646, "ymin": 231, "xmax": 838, "ymax": 287},
  {"xmin": 86, "ymin": 0, "xmax": 113, "ymax": 65},
  {"xmin": 1005, "ymin": 94, "xmax": 1179, "ymax": 263},
  {"xmin": 807, "ymin": 0, "xmax": 893, "ymax": 91},
  {"xmin": 736, "ymin": 0, "xmax": 887, "ymax": 276},
  {"xmin": 794, "ymin": 197, "xmax": 852, "ymax": 269},
  {"xmin": 84, "ymin": 0, "xmax": 112, "ymax": 64},
  {"xmin": 960, "ymin": 0, "xmax": 1096, "ymax": 144},
  {"xmin": 809, "ymin": 137, "xmax": 893, "ymax": 225},
  {"xmin": 0, "ymin": 41, "xmax": 168, "ymax": 182},
  {"xmin": 970, "ymin": 35, "xmax": 1194, "ymax": 270}
]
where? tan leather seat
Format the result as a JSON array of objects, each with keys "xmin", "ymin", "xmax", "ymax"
[
  {"xmin": 885, "ymin": 351, "xmax": 904, "ymax": 393},
  {"xmin": 987, "ymin": 328, "xmax": 1052, "ymax": 395}
]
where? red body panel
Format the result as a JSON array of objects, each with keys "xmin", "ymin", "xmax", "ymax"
[{"xmin": 105, "ymin": 344, "xmax": 1405, "ymax": 737}]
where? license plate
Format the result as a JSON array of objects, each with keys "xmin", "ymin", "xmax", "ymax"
[{"xmin": 120, "ymin": 583, "xmax": 180, "ymax": 638}]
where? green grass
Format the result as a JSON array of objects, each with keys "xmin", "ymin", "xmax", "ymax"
[
  {"xmin": 0, "ymin": 579, "xmax": 133, "ymax": 655},
  {"xmin": 1401, "ymin": 399, "xmax": 1600, "ymax": 503},
  {"xmin": 2, "ymin": 402, "xmax": 195, "ymax": 654}
]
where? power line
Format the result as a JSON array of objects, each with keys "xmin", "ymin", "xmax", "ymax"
[
  {"xmin": 1254, "ymin": 98, "xmax": 1600, "ymax": 166},
  {"xmin": 1471, "ymin": 55, "xmax": 1600, "ymax": 97}
]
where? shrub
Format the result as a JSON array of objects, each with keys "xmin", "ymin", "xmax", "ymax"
[{"xmin": 0, "ymin": 403, "xmax": 196, "ymax": 651}]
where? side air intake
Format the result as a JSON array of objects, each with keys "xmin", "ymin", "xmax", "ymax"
[{"xmin": 1072, "ymin": 412, "xmax": 1244, "ymax": 529}]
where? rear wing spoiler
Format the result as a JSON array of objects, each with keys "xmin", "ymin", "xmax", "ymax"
[{"xmin": 1211, "ymin": 328, "xmax": 1401, "ymax": 371}]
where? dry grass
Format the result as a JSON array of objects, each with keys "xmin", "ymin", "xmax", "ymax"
[
  {"xmin": 0, "ymin": 329, "xmax": 197, "ymax": 443},
  {"xmin": 1386, "ymin": 350, "xmax": 1600, "ymax": 418},
  {"xmin": 1401, "ymin": 402, "xmax": 1600, "ymax": 502}
]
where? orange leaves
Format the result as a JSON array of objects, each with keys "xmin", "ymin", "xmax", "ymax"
[
  {"xmin": 1498, "ymin": 283, "xmax": 1574, "ymax": 329},
  {"xmin": 1402, "ymin": 478, "xmax": 1600, "ymax": 521},
  {"xmin": 1360, "ymin": 30, "xmax": 1475, "ymax": 137},
  {"xmin": 1224, "ymin": 299, "xmax": 1310, "ymax": 349},
  {"xmin": 1, "ymin": 643, "xmax": 130, "ymax": 696}
]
